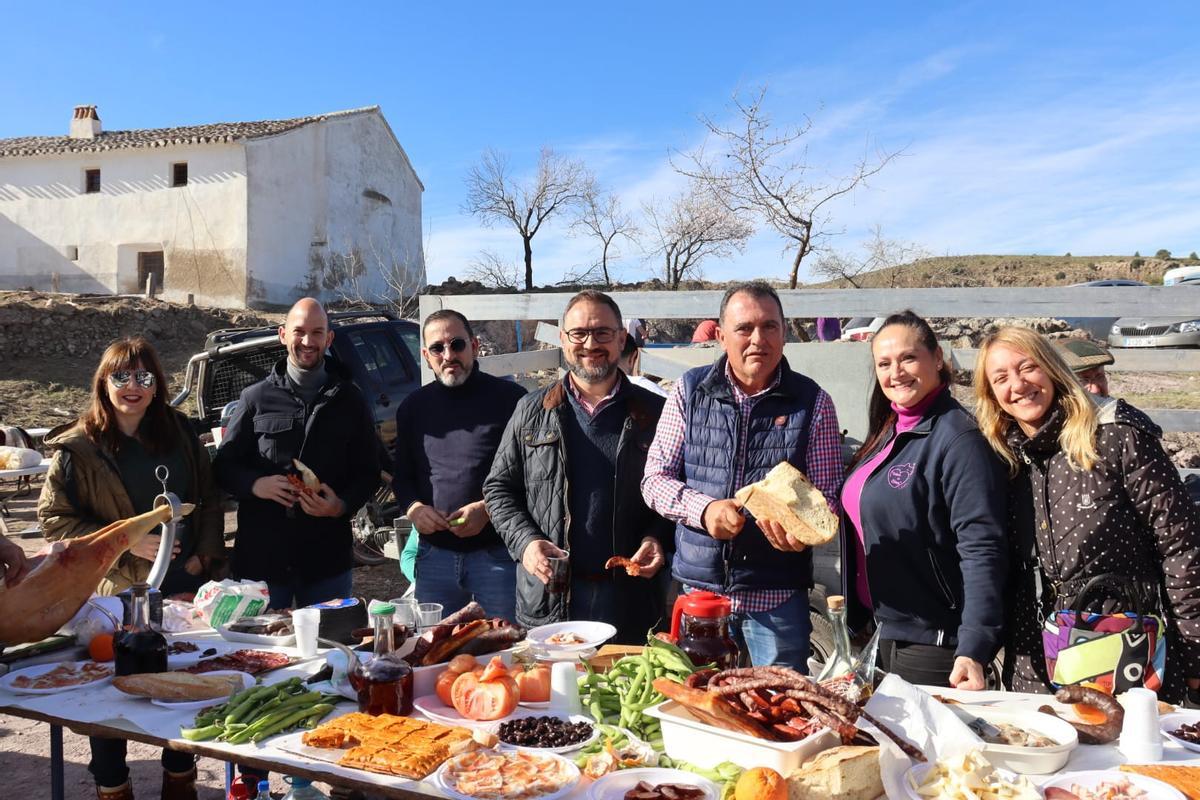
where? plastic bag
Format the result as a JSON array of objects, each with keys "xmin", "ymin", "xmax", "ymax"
[{"xmin": 193, "ymin": 579, "xmax": 270, "ymax": 628}]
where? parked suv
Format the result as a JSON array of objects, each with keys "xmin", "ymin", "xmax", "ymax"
[{"xmin": 172, "ymin": 309, "xmax": 422, "ymax": 452}]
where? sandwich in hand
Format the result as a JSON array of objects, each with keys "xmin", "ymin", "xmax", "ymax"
[
  {"xmin": 734, "ymin": 462, "xmax": 837, "ymax": 546},
  {"xmin": 288, "ymin": 459, "xmax": 321, "ymax": 495}
]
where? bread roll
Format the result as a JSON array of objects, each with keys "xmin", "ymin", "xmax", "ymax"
[
  {"xmin": 113, "ymin": 671, "xmax": 243, "ymax": 701},
  {"xmin": 735, "ymin": 462, "xmax": 837, "ymax": 545},
  {"xmin": 786, "ymin": 746, "xmax": 882, "ymax": 800}
]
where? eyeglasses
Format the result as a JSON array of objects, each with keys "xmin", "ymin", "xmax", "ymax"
[
  {"xmin": 108, "ymin": 370, "xmax": 156, "ymax": 390},
  {"xmin": 564, "ymin": 327, "xmax": 619, "ymax": 344},
  {"xmin": 427, "ymin": 338, "xmax": 468, "ymax": 356}
]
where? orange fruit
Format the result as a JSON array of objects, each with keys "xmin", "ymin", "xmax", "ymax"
[
  {"xmin": 1072, "ymin": 680, "xmax": 1111, "ymax": 725},
  {"xmin": 735, "ymin": 768, "xmax": 787, "ymax": 800},
  {"xmin": 88, "ymin": 633, "xmax": 115, "ymax": 662}
]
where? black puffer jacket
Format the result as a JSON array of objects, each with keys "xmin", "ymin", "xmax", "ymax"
[
  {"xmin": 483, "ymin": 378, "xmax": 672, "ymax": 642},
  {"xmin": 1003, "ymin": 396, "xmax": 1200, "ymax": 702}
]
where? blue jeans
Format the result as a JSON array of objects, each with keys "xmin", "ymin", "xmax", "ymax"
[
  {"xmin": 731, "ymin": 591, "xmax": 811, "ymax": 673},
  {"xmin": 266, "ymin": 569, "xmax": 353, "ymax": 610},
  {"xmin": 415, "ymin": 541, "xmax": 518, "ymax": 622}
]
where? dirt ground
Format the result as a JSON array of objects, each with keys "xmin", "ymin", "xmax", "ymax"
[{"xmin": 0, "ymin": 493, "xmax": 405, "ymax": 799}]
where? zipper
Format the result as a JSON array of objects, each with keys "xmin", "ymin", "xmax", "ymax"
[
  {"xmin": 927, "ymin": 550, "xmax": 958, "ymax": 610},
  {"xmin": 557, "ymin": 406, "xmax": 571, "ymax": 617}
]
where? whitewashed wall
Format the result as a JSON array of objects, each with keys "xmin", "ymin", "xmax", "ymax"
[
  {"xmin": 0, "ymin": 144, "xmax": 248, "ymax": 305},
  {"xmin": 244, "ymin": 110, "xmax": 424, "ymax": 308}
]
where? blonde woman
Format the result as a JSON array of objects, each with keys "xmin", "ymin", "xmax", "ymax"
[{"xmin": 974, "ymin": 326, "xmax": 1200, "ymax": 703}]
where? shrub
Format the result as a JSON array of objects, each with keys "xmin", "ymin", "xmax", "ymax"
[
  {"xmin": 1156, "ymin": 249, "xmax": 1172, "ymax": 259},
  {"xmin": 1190, "ymin": 251, "xmax": 1198, "ymax": 261},
  {"xmin": 1131, "ymin": 257, "xmax": 1145, "ymax": 269},
  {"xmin": 1055, "ymin": 271, "xmax": 1067, "ymax": 279},
  {"xmin": 1064, "ymin": 252, "xmax": 1072, "ymax": 258},
  {"xmin": 1134, "ymin": 251, "xmax": 1141, "ymax": 257}
]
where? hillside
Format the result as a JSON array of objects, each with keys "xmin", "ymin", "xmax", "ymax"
[{"xmin": 811, "ymin": 254, "xmax": 1183, "ymax": 289}]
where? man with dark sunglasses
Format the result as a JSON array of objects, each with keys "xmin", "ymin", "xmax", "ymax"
[{"xmin": 391, "ymin": 309, "xmax": 527, "ymax": 621}]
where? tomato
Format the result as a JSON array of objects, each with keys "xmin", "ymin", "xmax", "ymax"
[
  {"xmin": 513, "ymin": 664, "xmax": 551, "ymax": 703},
  {"xmin": 448, "ymin": 654, "xmax": 478, "ymax": 674},
  {"xmin": 451, "ymin": 670, "xmax": 519, "ymax": 720},
  {"xmin": 480, "ymin": 656, "xmax": 509, "ymax": 682},
  {"xmin": 436, "ymin": 669, "xmax": 459, "ymax": 706}
]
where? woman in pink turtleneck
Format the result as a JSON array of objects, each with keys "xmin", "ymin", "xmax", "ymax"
[{"xmin": 839, "ymin": 311, "xmax": 1009, "ymax": 691}]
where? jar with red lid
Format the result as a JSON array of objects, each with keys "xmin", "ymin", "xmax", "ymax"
[{"xmin": 668, "ymin": 590, "xmax": 739, "ymax": 669}]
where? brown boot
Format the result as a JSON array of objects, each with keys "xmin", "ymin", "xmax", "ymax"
[
  {"xmin": 162, "ymin": 766, "xmax": 198, "ymax": 800},
  {"xmin": 96, "ymin": 782, "xmax": 134, "ymax": 800}
]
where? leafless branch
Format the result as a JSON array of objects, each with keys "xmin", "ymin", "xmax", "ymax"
[
  {"xmin": 465, "ymin": 250, "xmax": 522, "ymax": 290},
  {"xmin": 811, "ymin": 225, "xmax": 928, "ymax": 288},
  {"xmin": 642, "ymin": 182, "xmax": 754, "ymax": 290},
  {"xmin": 570, "ymin": 187, "xmax": 639, "ymax": 287}
]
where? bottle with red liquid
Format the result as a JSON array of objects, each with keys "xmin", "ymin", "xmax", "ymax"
[
  {"xmin": 115, "ymin": 582, "xmax": 167, "ymax": 676},
  {"xmin": 668, "ymin": 591, "xmax": 740, "ymax": 670},
  {"xmin": 349, "ymin": 603, "xmax": 413, "ymax": 716}
]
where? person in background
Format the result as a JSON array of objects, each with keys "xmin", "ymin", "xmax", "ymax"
[
  {"xmin": 975, "ymin": 326, "xmax": 1200, "ymax": 703},
  {"xmin": 619, "ymin": 334, "xmax": 667, "ymax": 398},
  {"xmin": 392, "ymin": 309, "xmax": 526, "ymax": 622},
  {"xmin": 485, "ymin": 290, "xmax": 671, "ymax": 642},
  {"xmin": 624, "ymin": 316, "xmax": 647, "ymax": 347},
  {"xmin": 841, "ymin": 311, "xmax": 1007, "ymax": 689},
  {"xmin": 691, "ymin": 319, "xmax": 719, "ymax": 343},
  {"xmin": 642, "ymin": 281, "xmax": 843, "ymax": 671},
  {"xmin": 815, "ymin": 317, "xmax": 842, "ymax": 342},
  {"xmin": 214, "ymin": 298, "xmax": 380, "ymax": 609},
  {"xmin": 1054, "ymin": 338, "xmax": 1162, "ymax": 437},
  {"xmin": 38, "ymin": 336, "xmax": 222, "ymax": 800}
]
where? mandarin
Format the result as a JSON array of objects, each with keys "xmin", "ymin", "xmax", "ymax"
[
  {"xmin": 735, "ymin": 767, "xmax": 787, "ymax": 800},
  {"xmin": 88, "ymin": 633, "xmax": 115, "ymax": 662}
]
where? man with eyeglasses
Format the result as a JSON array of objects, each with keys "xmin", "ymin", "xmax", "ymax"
[
  {"xmin": 214, "ymin": 297, "xmax": 380, "ymax": 610},
  {"xmin": 641, "ymin": 281, "xmax": 843, "ymax": 671},
  {"xmin": 391, "ymin": 310, "xmax": 526, "ymax": 621},
  {"xmin": 484, "ymin": 290, "xmax": 672, "ymax": 643}
]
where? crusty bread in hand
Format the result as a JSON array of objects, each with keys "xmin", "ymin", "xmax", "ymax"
[
  {"xmin": 735, "ymin": 462, "xmax": 837, "ymax": 546},
  {"xmin": 113, "ymin": 671, "xmax": 243, "ymax": 701}
]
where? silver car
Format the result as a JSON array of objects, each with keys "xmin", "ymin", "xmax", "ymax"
[{"xmin": 1108, "ymin": 284, "xmax": 1200, "ymax": 348}]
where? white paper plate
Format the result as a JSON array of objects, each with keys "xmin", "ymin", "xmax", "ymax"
[
  {"xmin": 1161, "ymin": 711, "xmax": 1200, "ymax": 753},
  {"xmin": 436, "ymin": 749, "xmax": 580, "ymax": 800},
  {"xmin": 496, "ymin": 714, "xmax": 600, "ymax": 754},
  {"xmin": 141, "ymin": 671, "xmax": 256, "ymax": 710},
  {"xmin": 413, "ymin": 694, "xmax": 525, "ymax": 728},
  {"xmin": 588, "ymin": 768, "xmax": 718, "ymax": 800},
  {"xmin": 166, "ymin": 640, "xmax": 220, "ymax": 668},
  {"xmin": 903, "ymin": 762, "xmax": 1029, "ymax": 800},
  {"xmin": 217, "ymin": 622, "xmax": 297, "ymax": 647},
  {"xmin": 1043, "ymin": 770, "xmax": 1185, "ymax": 799},
  {"xmin": 527, "ymin": 622, "xmax": 616, "ymax": 651},
  {"xmin": 0, "ymin": 660, "xmax": 114, "ymax": 695},
  {"xmin": 533, "ymin": 647, "xmax": 597, "ymax": 663}
]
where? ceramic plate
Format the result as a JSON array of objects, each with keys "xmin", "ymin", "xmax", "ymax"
[
  {"xmin": 145, "ymin": 671, "xmax": 255, "ymax": 710},
  {"xmin": 0, "ymin": 660, "xmax": 114, "ymax": 695},
  {"xmin": 588, "ymin": 768, "xmax": 718, "ymax": 800},
  {"xmin": 903, "ymin": 762, "xmax": 1029, "ymax": 800},
  {"xmin": 217, "ymin": 622, "xmax": 297, "ymax": 647},
  {"xmin": 413, "ymin": 694, "xmax": 525, "ymax": 728},
  {"xmin": 496, "ymin": 714, "xmax": 600, "ymax": 754},
  {"xmin": 1042, "ymin": 770, "xmax": 1185, "ymax": 799},
  {"xmin": 436, "ymin": 749, "xmax": 580, "ymax": 800},
  {"xmin": 527, "ymin": 622, "xmax": 616, "ymax": 651},
  {"xmin": 1161, "ymin": 711, "xmax": 1200, "ymax": 753}
]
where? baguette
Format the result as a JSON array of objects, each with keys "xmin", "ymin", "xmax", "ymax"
[
  {"xmin": 735, "ymin": 462, "xmax": 838, "ymax": 546},
  {"xmin": 113, "ymin": 671, "xmax": 243, "ymax": 701}
]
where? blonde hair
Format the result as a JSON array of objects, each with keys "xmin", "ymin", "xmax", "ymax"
[{"xmin": 973, "ymin": 326, "xmax": 1099, "ymax": 475}]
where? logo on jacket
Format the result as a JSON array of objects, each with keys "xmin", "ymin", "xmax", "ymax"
[
  {"xmin": 774, "ymin": 415, "xmax": 787, "ymax": 428},
  {"xmin": 1076, "ymin": 492, "xmax": 1096, "ymax": 511},
  {"xmin": 887, "ymin": 463, "xmax": 916, "ymax": 489}
]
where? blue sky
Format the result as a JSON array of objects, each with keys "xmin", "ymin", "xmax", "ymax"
[{"xmin": 3, "ymin": 2, "xmax": 1198, "ymax": 285}]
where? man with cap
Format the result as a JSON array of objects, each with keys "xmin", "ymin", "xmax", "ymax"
[{"xmin": 1055, "ymin": 338, "xmax": 1163, "ymax": 437}]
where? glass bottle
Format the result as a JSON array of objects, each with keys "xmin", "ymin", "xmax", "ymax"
[
  {"xmin": 816, "ymin": 595, "xmax": 856, "ymax": 683},
  {"xmin": 114, "ymin": 582, "xmax": 167, "ymax": 676},
  {"xmin": 350, "ymin": 603, "xmax": 413, "ymax": 716}
]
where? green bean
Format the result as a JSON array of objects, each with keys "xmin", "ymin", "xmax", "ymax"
[
  {"xmin": 225, "ymin": 685, "xmax": 278, "ymax": 725},
  {"xmin": 249, "ymin": 703, "xmax": 334, "ymax": 743},
  {"xmin": 180, "ymin": 724, "xmax": 224, "ymax": 742}
]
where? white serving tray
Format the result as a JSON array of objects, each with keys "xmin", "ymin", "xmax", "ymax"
[
  {"xmin": 643, "ymin": 699, "xmax": 839, "ymax": 773},
  {"xmin": 968, "ymin": 706, "xmax": 1078, "ymax": 775}
]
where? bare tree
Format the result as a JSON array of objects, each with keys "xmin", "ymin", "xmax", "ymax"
[
  {"xmin": 464, "ymin": 147, "xmax": 594, "ymax": 290},
  {"xmin": 812, "ymin": 225, "xmax": 928, "ymax": 288},
  {"xmin": 303, "ymin": 233, "xmax": 424, "ymax": 317},
  {"xmin": 465, "ymin": 250, "xmax": 522, "ymax": 290},
  {"xmin": 643, "ymin": 183, "xmax": 754, "ymax": 290},
  {"xmin": 678, "ymin": 87, "xmax": 899, "ymax": 288},
  {"xmin": 571, "ymin": 188, "xmax": 638, "ymax": 287}
]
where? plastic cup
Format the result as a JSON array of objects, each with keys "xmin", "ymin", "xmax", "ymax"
[
  {"xmin": 547, "ymin": 551, "xmax": 571, "ymax": 595},
  {"xmin": 1119, "ymin": 686, "xmax": 1163, "ymax": 762},
  {"xmin": 292, "ymin": 608, "xmax": 321, "ymax": 658},
  {"xmin": 389, "ymin": 597, "xmax": 420, "ymax": 634},
  {"xmin": 417, "ymin": 602, "xmax": 443, "ymax": 631}
]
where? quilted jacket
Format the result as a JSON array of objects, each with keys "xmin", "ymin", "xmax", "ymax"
[
  {"xmin": 1003, "ymin": 396, "xmax": 1200, "ymax": 702},
  {"xmin": 483, "ymin": 378, "xmax": 672, "ymax": 641}
]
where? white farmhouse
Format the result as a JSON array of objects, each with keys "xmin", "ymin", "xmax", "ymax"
[{"xmin": 0, "ymin": 105, "xmax": 425, "ymax": 309}]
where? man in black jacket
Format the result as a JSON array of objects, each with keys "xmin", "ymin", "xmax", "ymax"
[
  {"xmin": 392, "ymin": 310, "xmax": 526, "ymax": 622},
  {"xmin": 214, "ymin": 298, "xmax": 380, "ymax": 609},
  {"xmin": 484, "ymin": 290, "xmax": 671, "ymax": 642}
]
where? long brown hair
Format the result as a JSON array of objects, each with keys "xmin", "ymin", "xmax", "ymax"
[
  {"xmin": 849, "ymin": 310, "xmax": 952, "ymax": 471},
  {"xmin": 81, "ymin": 337, "xmax": 175, "ymax": 455},
  {"xmin": 972, "ymin": 326, "xmax": 1099, "ymax": 475}
]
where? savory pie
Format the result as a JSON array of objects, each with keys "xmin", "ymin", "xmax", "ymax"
[{"xmin": 302, "ymin": 712, "xmax": 474, "ymax": 779}]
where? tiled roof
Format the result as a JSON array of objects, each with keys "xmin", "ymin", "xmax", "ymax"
[{"xmin": 0, "ymin": 106, "xmax": 378, "ymax": 159}]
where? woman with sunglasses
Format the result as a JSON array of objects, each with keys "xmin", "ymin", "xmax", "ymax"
[{"xmin": 38, "ymin": 336, "xmax": 221, "ymax": 800}]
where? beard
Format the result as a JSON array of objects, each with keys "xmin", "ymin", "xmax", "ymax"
[
  {"xmin": 567, "ymin": 358, "xmax": 618, "ymax": 383},
  {"xmin": 436, "ymin": 362, "xmax": 471, "ymax": 388}
]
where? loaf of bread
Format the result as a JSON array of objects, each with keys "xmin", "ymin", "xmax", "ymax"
[
  {"xmin": 113, "ymin": 671, "xmax": 243, "ymax": 701},
  {"xmin": 735, "ymin": 462, "xmax": 838, "ymax": 545},
  {"xmin": 786, "ymin": 746, "xmax": 882, "ymax": 800}
]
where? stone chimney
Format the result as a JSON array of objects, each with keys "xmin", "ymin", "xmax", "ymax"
[{"xmin": 69, "ymin": 105, "xmax": 102, "ymax": 139}]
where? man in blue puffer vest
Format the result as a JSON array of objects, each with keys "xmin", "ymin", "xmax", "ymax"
[{"xmin": 642, "ymin": 282, "xmax": 843, "ymax": 670}]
